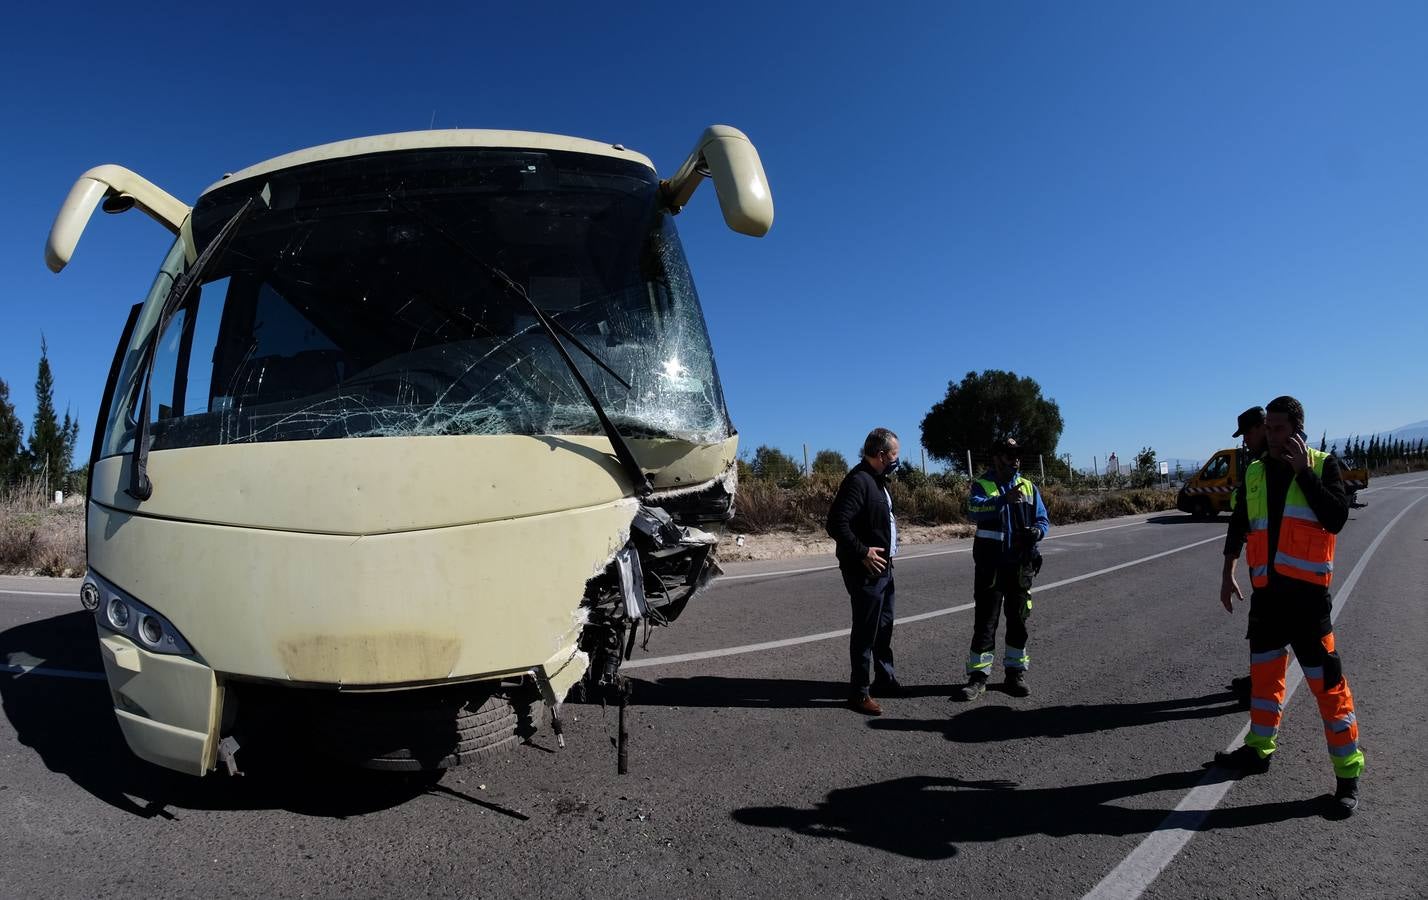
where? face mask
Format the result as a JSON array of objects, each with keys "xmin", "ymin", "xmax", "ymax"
[{"xmin": 882, "ymin": 457, "xmax": 900, "ymax": 478}]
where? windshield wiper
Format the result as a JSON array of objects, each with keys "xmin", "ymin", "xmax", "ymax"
[
  {"xmin": 126, "ymin": 187, "xmax": 269, "ymax": 501},
  {"xmin": 394, "ymin": 195, "xmax": 653, "ymax": 497}
]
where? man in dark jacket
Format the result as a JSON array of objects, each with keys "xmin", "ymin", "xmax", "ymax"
[{"xmin": 826, "ymin": 428, "xmax": 901, "ymax": 715}]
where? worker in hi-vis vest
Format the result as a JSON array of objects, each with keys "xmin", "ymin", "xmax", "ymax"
[
  {"xmin": 953, "ymin": 437, "xmax": 1050, "ymax": 702},
  {"xmin": 1216, "ymin": 395, "xmax": 1362, "ymax": 817}
]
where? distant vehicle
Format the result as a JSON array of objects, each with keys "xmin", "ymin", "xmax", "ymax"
[
  {"xmin": 46, "ymin": 126, "xmax": 773, "ymax": 777},
  {"xmin": 1176, "ymin": 447, "xmax": 1369, "ymax": 518}
]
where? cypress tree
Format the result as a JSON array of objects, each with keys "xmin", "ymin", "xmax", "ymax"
[{"xmin": 28, "ymin": 336, "xmax": 75, "ymax": 494}]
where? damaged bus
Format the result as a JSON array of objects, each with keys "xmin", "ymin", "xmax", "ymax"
[{"xmin": 45, "ymin": 126, "xmax": 772, "ymax": 776}]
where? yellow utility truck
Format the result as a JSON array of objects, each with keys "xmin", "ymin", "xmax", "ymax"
[
  {"xmin": 1177, "ymin": 447, "xmax": 1368, "ymax": 518},
  {"xmin": 47, "ymin": 127, "xmax": 772, "ymax": 776}
]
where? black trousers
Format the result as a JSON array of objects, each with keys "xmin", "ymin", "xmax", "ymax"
[
  {"xmin": 968, "ymin": 558, "xmax": 1032, "ymax": 677},
  {"xmin": 843, "ymin": 567, "xmax": 895, "ymax": 695},
  {"xmin": 1247, "ymin": 589, "xmax": 1340, "ymax": 684}
]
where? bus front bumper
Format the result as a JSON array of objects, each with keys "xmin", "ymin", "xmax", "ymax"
[{"xmin": 98, "ymin": 632, "xmax": 220, "ymax": 776}]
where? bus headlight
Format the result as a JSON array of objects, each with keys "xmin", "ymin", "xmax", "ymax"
[
  {"xmin": 106, "ymin": 597, "xmax": 131, "ymax": 629},
  {"xmin": 137, "ymin": 615, "xmax": 165, "ymax": 648},
  {"xmin": 85, "ymin": 570, "xmax": 195, "ymax": 657},
  {"xmin": 80, "ymin": 581, "xmax": 100, "ymax": 611}
]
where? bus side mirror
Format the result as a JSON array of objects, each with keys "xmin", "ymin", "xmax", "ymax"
[
  {"xmin": 662, "ymin": 126, "xmax": 774, "ymax": 237},
  {"xmin": 46, "ymin": 165, "xmax": 190, "ymax": 272}
]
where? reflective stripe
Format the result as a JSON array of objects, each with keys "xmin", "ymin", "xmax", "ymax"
[
  {"xmin": 1274, "ymin": 551, "xmax": 1333, "ymax": 574},
  {"xmin": 1249, "ymin": 564, "xmax": 1268, "ymax": 578},
  {"xmin": 1329, "ymin": 741, "xmax": 1360, "ymax": 758},
  {"xmin": 1283, "ymin": 504, "xmax": 1318, "ymax": 522},
  {"xmin": 1301, "ymin": 665, "xmax": 1324, "ymax": 680},
  {"xmin": 1251, "ymin": 698, "xmax": 1282, "ymax": 714},
  {"xmin": 975, "ymin": 529, "xmax": 1005, "ymax": 541},
  {"xmin": 968, "ymin": 651, "xmax": 993, "ymax": 671},
  {"xmin": 1248, "ymin": 517, "xmax": 1269, "ymax": 531},
  {"xmin": 1004, "ymin": 645, "xmax": 1030, "ymax": 670},
  {"xmin": 1251, "ymin": 648, "xmax": 1288, "ymax": 664},
  {"xmin": 1250, "ymin": 723, "xmax": 1277, "ymax": 738},
  {"xmin": 1326, "ymin": 712, "xmax": 1357, "ymax": 733},
  {"xmin": 1244, "ymin": 732, "xmax": 1276, "ymax": 754}
]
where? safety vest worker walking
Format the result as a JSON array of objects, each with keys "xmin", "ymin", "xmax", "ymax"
[{"xmin": 1214, "ymin": 395, "xmax": 1362, "ymax": 817}]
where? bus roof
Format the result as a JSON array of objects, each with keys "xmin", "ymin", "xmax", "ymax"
[{"xmin": 201, "ymin": 129, "xmax": 657, "ymax": 196}]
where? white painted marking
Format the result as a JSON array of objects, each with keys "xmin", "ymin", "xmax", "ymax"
[
  {"xmin": 626, "ymin": 534, "xmax": 1223, "ymax": 669},
  {"xmin": 0, "ymin": 663, "xmax": 106, "ymax": 680},
  {"xmin": 719, "ymin": 519, "xmax": 1153, "ymax": 582},
  {"xmin": 0, "ymin": 589, "xmax": 77, "ymax": 598},
  {"xmin": 1084, "ymin": 493, "xmax": 1426, "ymax": 900},
  {"xmin": 1359, "ymin": 474, "xmax": 1428, "ymax": 494}
]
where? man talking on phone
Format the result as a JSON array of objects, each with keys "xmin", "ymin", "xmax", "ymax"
[{"xmin": 1214, "ymin": 395, "xmax": 1363, "ymax": 817}]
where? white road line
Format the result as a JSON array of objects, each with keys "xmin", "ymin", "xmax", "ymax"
[
  {"xmin": 1084, "ymin": 492, "xmax": 1427, "ymax": 900},
  {"xmin": 625, "ymin": 534, "xmax": 1223, "ymax": 669},
  {"xmin": 1359, "ymin": 474, "xmax": 1428, "ymax": 494},
  {"xmin": 719, "ymin": 519, "xmax": 1152, "ymax": 582},
  {"xmin": 0, "ymin": 589, "xmax": 76, "ymax": 598},
  {"xmin": 1, "ymin": 663, "xmax": 106, "ymax": 680},
  {"xmin": 0, "ymin": 519, "xmax": 1180, "ymax": 681}
]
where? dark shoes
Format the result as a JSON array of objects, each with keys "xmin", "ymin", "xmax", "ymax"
[
  {"xmin": 952, "ymin": 677, "xmax": 988, "ymax": 702},
  {"xmin": 1213, "ymin": 744, "xmax": 1271, "ymax": 775},
  {"xmin": 1003, "ymin": 669, "xmax": 1030, "ymax": 697},
  {"xmin": 849, "ymin": 694, "xmax": 883, "ymax": 716},
  {"xmin": 1329, "ymin": 777, "xmax": 1360, "ymax": 818},
  {"xmin": 1230, "ymin": 676, "xmax": 1252, "ymax": 709},
  {"xmin": 870, "ymin": 678, "xmax": 907, "ymax": 698}
]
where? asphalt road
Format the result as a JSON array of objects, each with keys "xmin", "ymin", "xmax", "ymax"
[{"xmin": 2, "ymin": 472, "xmax": 1426, "ymax": 899}]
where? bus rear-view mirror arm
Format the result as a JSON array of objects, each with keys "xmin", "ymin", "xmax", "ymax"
[
  {"xmin": 46, "ymin": 164, "xmax": 190, "ymax": 272},
  {"xmin": 661, "ymin": 125, "xmax": 774, "ymax": 237}
]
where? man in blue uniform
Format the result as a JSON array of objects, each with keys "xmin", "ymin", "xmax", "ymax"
[{"xmin": 953, "ymin": 438, "xmax": 1050, "ymax": 701}]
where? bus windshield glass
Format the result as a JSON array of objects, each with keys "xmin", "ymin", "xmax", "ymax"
[{"xmin": 101, "ymin": 147, "xmax": 730, "ymax": 457}]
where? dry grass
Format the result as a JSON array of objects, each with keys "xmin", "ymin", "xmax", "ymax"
[
  {"xmin": 0, "ymin": 476, "xmax": 86, "ymax": 577},
  {"xmin": 731, "ymin": 475, "xmax": 1180, "ymax": 538}
]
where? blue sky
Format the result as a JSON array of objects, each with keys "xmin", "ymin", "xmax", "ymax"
[{"xmin": 3, "ymin": 1, "xmax": 1424, "ymax": 474}]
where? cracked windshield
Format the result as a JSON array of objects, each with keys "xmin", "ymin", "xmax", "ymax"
[{"xmin": 102, "ymin": 148, "xmax": 729, "ymax": 457}]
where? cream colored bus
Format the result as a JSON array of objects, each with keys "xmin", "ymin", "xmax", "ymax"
[{"xmin": 46, "ymin": 126, "xmax": 771, "ymax": 776}]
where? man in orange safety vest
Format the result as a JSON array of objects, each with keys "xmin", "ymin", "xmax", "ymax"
[{"xmin": 1215, "ymin": 395, "xmax": 1361, "ymax": 817}]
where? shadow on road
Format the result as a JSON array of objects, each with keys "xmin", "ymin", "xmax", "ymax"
[
  {"xmin": 0, "ymin": 611, "xmax": 523, "ymax": 820},
  {"xmin": 870, "ymin": 691, "xmax": 1241, "ymax": 743},
  {"xmin": 733, "ymin": 770, "xmax": 1324, "ymax": 860},
  {"xmin": 1145, "ymin": 514, "xmax": 1221, "ymax": 525},
  {"xmin": 629, "ymin": 675, "xmax": 953, "ymax": 709}
]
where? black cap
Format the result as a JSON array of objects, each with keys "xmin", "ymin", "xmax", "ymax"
[
  {"xmin": 992, "ymin": 437, "xmax": 1021, "ymax": 456},
  {"xmin": 1232, "ymin": 406, "xmax": 1264, "ymax": 438}
]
